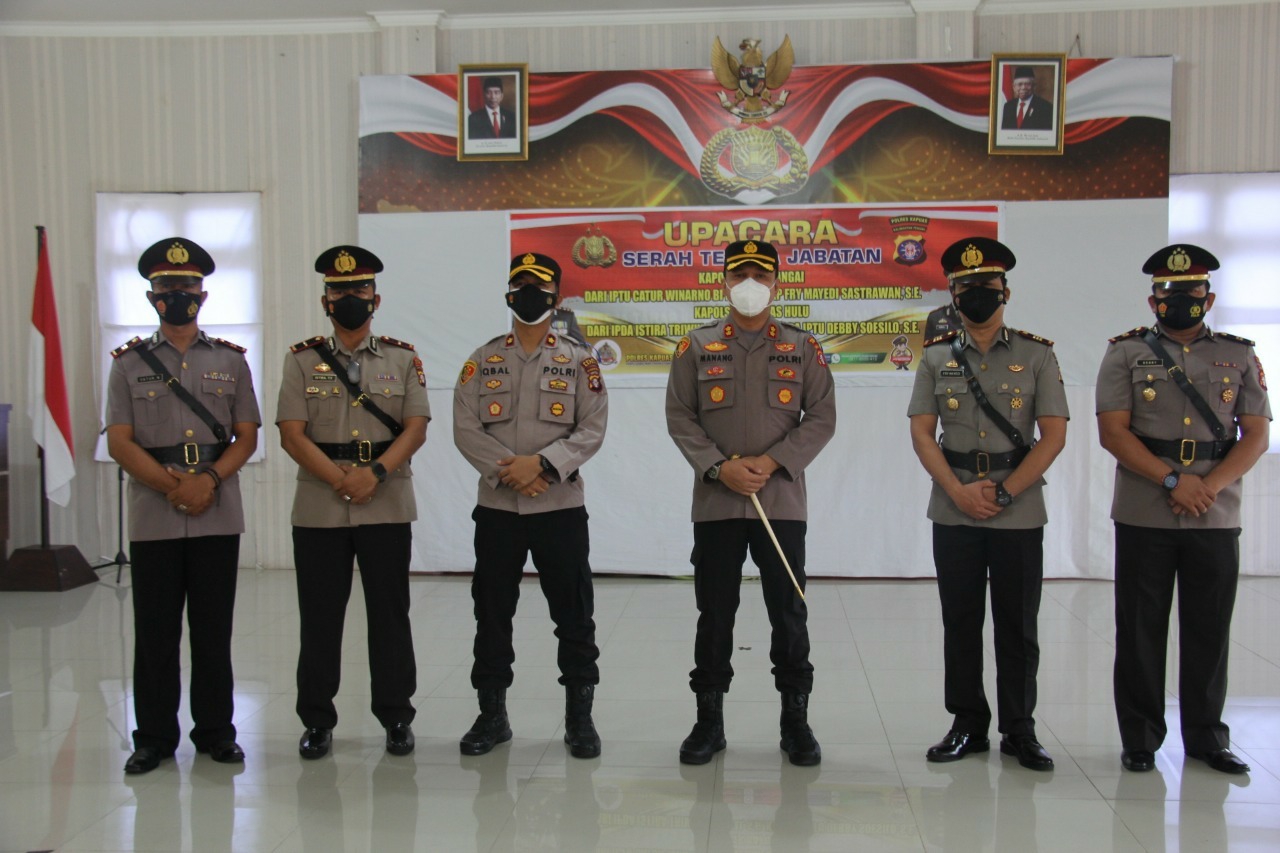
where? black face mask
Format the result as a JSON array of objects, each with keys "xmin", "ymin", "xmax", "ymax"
[
  {"xmin": 150, "ymin": 290, "xmax": 203, "ymax": 326},
  {"xmin": 506, "ymin": 283, "xmax": 556, "ymax": 325},
  {"xmin": 1155, "ymin": 292, "xmax": 1209, "ymax": 330},
  {"xmin": 954, "ymin": 286, "xmax": 1005, "ymax": 324},
  {"xmin": 326, "ymin": 294, "xmax": 375, "ymax": 330}
]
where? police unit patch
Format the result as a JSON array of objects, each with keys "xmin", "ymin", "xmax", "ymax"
[
  {"xmin": 550, "ymin": 402, "xmax": 566, "ymax": 417},
  {"xmin": 709, "ymin": 385, "xmax": 725, "ymax": 403},
  {"xmin": 460, "ymin": 361, "xmax": 477, "ymax": 384},
  {"xmin": 412, "ymin": 356, "xmax": 426, "ymax": 387},
  {"xmin": 1258, "ymin": 356, "xmax": 1268, "ymax": 391},
  {"xmin": 488, "ymin": 401, "xmax": 503, "ymax": 417},
  {"xmin": 675, "ymin": 337, "xmax": 691, "ymax": 359},
  {"xmin": 778, "ymin": 388, "xmax": 793, "ymax": 405},
  {"xmin": 582, "ymin": 357, "xmax": 604, "ymax": 393}
]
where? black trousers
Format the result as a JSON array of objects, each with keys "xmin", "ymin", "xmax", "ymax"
[
  {"xmin": 690, "ymin": 519, "xmax": 812, "ymax": 694},
  {"xmin": 293, "ymin": 524, "xmax": 417, "ymax": 729},
  {"xmin": 470, "ymin": 506, "xmax": 600, "ymax": 689},
  {"xmin": 933, "ymin": 523, "xmax": 1043, "ymax": 738},
  {"xmin": 1113, "ymin": 522, "xmax": 1240, "ymax": 753},
  {"xmin": 130, "ymin": 535, "xmax": 240, "ymax": 753}
]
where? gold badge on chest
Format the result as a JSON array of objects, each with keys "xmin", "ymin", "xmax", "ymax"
[
  {"xmin": 1221, "ymin": 387, "xmax": 1235, "ymax": 404},
  {"xmin": 947, "ymin": 397, "xmax": 960, "ymax": 411},
  {"xmin": 1142, "ymin": 387, "xmax": 1157, "ymax": 402}
]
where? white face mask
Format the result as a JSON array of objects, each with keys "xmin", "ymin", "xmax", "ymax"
[{"xmin": 727, "ymin": 277, "xmax": 773, "ymax": 317}]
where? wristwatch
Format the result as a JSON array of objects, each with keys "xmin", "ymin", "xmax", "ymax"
[
  {"xmin": 1161, "ymin": 470, "xmax": 1180, "ymax": 491},
  {"xmin": 707, "ymin": 460, "xmax": 725, "ymax": 481},
  {"xmin": 539, "ymin": 455, "xmax": 554, "ymax": 474},
  {"xmin": 994, "ymin": 482, "xmax": 1013, "ymax": 507},
  {"xmin": 371, "ymin": 462, "xmax": 388, "ymax": 484}
]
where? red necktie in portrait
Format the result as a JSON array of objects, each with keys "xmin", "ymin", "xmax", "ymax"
[
  {"xmin": 492, "ymin": 111, "xmax": 500, "ymax": 137},
  {"xmin": 1016, "ymin": 101, "xmax": 1025, "ymax": 128}
]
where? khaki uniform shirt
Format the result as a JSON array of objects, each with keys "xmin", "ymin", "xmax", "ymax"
[
  {"xmin": 106, "ymin": 329, "xmax": 261, "ymax": 542},
  {"xmin": 1096, "ymin": 324, "xmax": 1271, "ymax": 529},
  {"xmin": 277, "ymin": 334, "xmax": 430, "ymax": 527},
  {"xmin": 666, "ymin": 319, "xmax": 836, "ymax": 523},
  {"xmin": 907, "ymin": 326, "xmax": 1070, "ymax": 529},
  {"xmin": 453, "ymin": 331, "xmax": 608, "ymax": 514}
]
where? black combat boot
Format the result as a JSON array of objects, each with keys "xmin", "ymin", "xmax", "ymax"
[
  {"xmin": 564, "ymin": 684, "xmax": 602, "ymax": 759},
  {"xmin": 679, "ymin": 691, "xmax": 726, "ymax": 765},
  {"xmin": 779, "ymin": 692, "xmax": 821, "ymax": 766},
  {"xmin": 459, "ymin": 688, "xmax": 512, "ymax": 756}
]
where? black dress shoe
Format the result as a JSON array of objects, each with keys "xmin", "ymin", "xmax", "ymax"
[
  {"xmin": 298, "ymin": 727, "xmax": 333, "ymax": 760},
  {"xmin": 1189, "ymin": 748, "xmax": 1250, "ymax": 775},
  {"xmin": 1000, "ymin": 735, "xmax": 1054, "ymax": 771},
  {"xmin": 197, "ymin": 740, "xmax": 245, "ymax": 764},
  {"xmin": 124, "ymin": 747, "xmax": 171, "ymax": 775},
  {"xmin": 1121, "ymin": 749, "xmax": 1155, "ymax": 772},
  {"xmin": 385, "ymin": 723, "xmax": 415, "ymax": 756},
  {"xmin": 926, "ymin": 731, "xmax": 989, "ymax": 763}
]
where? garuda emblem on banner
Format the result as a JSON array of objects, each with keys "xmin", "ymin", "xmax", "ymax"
[
  {"xmin": 571, "ymin": 225, "xmax": 618, "ymax": 269},
  {"xmin": 703, "ymin": 36, "xmax": 808, "ymax": 202}
]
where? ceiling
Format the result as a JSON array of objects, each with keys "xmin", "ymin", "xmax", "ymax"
[{"xmin": 0, "ymin": 0, "xmax": 1239, "ymax": 26}]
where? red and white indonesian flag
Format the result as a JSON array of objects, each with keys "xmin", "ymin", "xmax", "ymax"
[{"xmin": 29, "ymin": 226, "xmax": 75, "ymax": 506}]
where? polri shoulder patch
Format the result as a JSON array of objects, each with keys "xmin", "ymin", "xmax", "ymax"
[
  {"xmin": 210, "ymin": 336, "xmax": 247, "ymax": 353},
  {"xmin": 1011, "ymin": 328, "xmax": 1054, "ymax": 347},
  {"xmin": 1108, "ymin": 326, "xmax": 1149, "ymax": 345},
  {"xmin": 924, "ymin": 330, "xmax": 960, "ymax": 347},
  {"xmin": 110, "ymin": 336, "xmax": 145, "ymax": 359},
  {"xmin": 1215, "ymin": 331, "xmax": 1256, "ymax": 347},
  {"xmin": 378, "ymin": 335, "xmax": 416, "ymax": 351},
  {"xmin": 290, "ymin": 336, "xmax": 326, "ymax": 353}
]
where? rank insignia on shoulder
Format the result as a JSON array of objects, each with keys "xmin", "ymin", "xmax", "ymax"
[
  {"xmin": 290, "ymin": 336, "xmax": 326, "ymax": 353},
  {"xmin": 486, "ymin": 354, "xmax": 505, "ymax": 363},
  {"xmin": 553, "ymin": 354, "xmax": 571, "ymax": 364},
  {"xmin": 704, "ymin": 341, "xmax": 729, "ymax": 352},
  {"xmin": 545, "ymin": 333, "xmax": 558, "ymax": 347},
  {"xmin": 774, "ymin": 342, "xmax": 796, "ymax": 353},
  {"xmin": 378, "ymin": 335, "xmax": 416, "ymax": 351},
  {"xmin": 412, "ymin": 356, "xmax": 425, "ymax": 387},
  {"xmin": 1215, "ymin": 331, "xmax": 1256, "ymax": 347},
  {"xmin": 1108, "ymin": 326, "xmax": 1149, "ymax": 344},
  {"xmin": 675, "ymin": 337, "xmax": 691, "ymax": 359},
  {"xmin": 1012, "ymin": 329, "xmax": 1053, "ymax": 346},
  {"xmin": 503, "ymin": 334, "xmax": 516, "ymax": 348},
  {"xmin": 210, "ymin": 336, "xmax": 247, "ymax": 353},
  {"xmin": 110, "ymin": 336, "xmax": 145, "ymax": 359},
  {"xmin": 767, "ymin": 324, "xmax": 779, "ymax": 339},
  {"xmin": 459, "ymin": 360, "xmax": 477, "ymax": 384},
  {"xmin": 924, "ymin": 331, "xmax": 960, "ymax": 347},
  {"xmin": 485, "ymin": 379, "xmax": 503, "ymax": 390}
]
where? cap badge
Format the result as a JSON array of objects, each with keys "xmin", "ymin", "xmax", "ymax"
[
  {"xmin": 523, "ymin": 253, "xmax": 536, "ymax": 265},
  {"xmin": 960, "ymin": 244, "xmax": 983, "ymax": 268},
  {"xmin": 166, "ymin": 242, "xmax": 190, "ymax": 265},
  {"xmin": 335, "ymin": 251, "xmax": 357, "ymax": 274},
  {"xmin": 744, "ymin": 241, "xmax": 758, "ymax": 254},
  {"xmin": 1167, "ymin": 247, "xmax": 1191, "ymax": 273}
]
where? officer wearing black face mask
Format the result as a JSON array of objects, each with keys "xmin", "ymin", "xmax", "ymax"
[
  {"xmin": 907, "ymin": 236, "xmax": 1069, "ymax": 771},
  {"xmin": 452, "ymin": 252, "xmax": 608, "ymax": 760},
  {"xmin": 106, "ymin": 237, "xmax": 261, "ymax": 774},
  {"xmin": 276, "ymin": 244, "xmax": 429, "ymax": 760},
  {"xmin": 1096, "ymin": 244, "xmax": 1271, "ymax": 776}
]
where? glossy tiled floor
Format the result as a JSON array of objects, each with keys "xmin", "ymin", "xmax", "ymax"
[{"xmin": 2, "ymin": 571, "xmax": 1279, "ymax": 852}]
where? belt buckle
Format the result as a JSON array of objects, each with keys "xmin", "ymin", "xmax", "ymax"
[
  {"xmin": 183, "ymin": 443, "xmax": 200, "ymax": 465},
  {"xmin": 357, "ymin": 440, "xmax": 373, "ymax": 463},
  {"xmin": 975, "ymin": 451, "xmax": 990, "ymax": 479},
  {"xmin": 1179, "ymin": 438, "xmax": 1196, "ymax": 467}
]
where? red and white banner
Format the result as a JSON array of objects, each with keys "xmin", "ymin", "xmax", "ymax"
[{"xmin": 29, "ymin": 226, "xmax": 75, "ymax": 506}]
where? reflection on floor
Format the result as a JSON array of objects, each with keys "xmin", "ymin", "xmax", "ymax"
[{"xmin": 2, "ymin": 571, "xmax": 1279, "ymax": 852}]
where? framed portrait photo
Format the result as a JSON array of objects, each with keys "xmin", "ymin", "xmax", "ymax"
[
  {"xmin": 988, "ymin": 54, "xmax": 1066, "ymax": 155},
  {"xmin": 457, "ymin": 63, "xmax": 529, "ymax": 162}
]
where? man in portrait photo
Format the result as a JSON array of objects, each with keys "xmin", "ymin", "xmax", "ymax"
[
  {"xmin": 1000, "ymin": 66, "xmax": 1053, "ymax": 131},
  {"xmin": 467, "ymin": 76, "xmax": 517, "ymax": 140}
]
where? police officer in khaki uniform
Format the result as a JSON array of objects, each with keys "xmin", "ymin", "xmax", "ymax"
[
  {"xmin": 277, "ymin": 245, "xmax": 429, "ymax": 759},
  {"xmin": 106, "ymin": 237, "xmax": 260, "ymax": 774},
  {"xmin": 1096, "ymin": 244, "xmax": 1271, "ymax": 775},
  {"xmin": 907, "ymin": 237, "xmax": 1068, "ymax": 771},
  {"xmin": 454, "ymin": 252, "xmax": 608, "ymax": 759},
  {"xmin": 666, "ymin": 239, "xmax": 836, "ymax": 767}
]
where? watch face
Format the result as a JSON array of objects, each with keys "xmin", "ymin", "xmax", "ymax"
[{"xmin": 1162, "ymin": 473, "xmax": 1179, "ymax": 490}]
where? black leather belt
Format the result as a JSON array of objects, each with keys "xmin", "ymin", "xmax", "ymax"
[
  {"xmin": 315, "ymin": 439, "xmax": 394, "ymax": 462},
  {"xmin": 1139, "ymin": 436, "xmax": 1236, "ymax": 466},
  {"xmin": 943, "ymin": 446, "xmax": 1030, "ymax": 478},
  {"xmin": 145, "ymin": 442, "xmax": 225, "ymax": 466}
]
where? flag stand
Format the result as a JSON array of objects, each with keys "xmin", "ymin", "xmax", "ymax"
[{"xmin": 0, "ymin": 447, "xmax": 97, "ymax": 593}]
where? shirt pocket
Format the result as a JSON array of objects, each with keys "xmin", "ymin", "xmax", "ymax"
[
  {"xmin": 698, "ymin": 365, "xmax": 735, "ymax": 412},
  {"xmin": 200, "ymin": 377, "xmax": 235, "ymax": 423},
  {"xmin": 934, "ymin": 378, "xmax": 969, "ymax": 423},
  {"xmin": 129, "ymin": 381, "xmax": 171, "ymax": 426},
  {"xmin": 478, "ymin": 388, "xmax": 513, "ymax": 424},
  {"xmin": 304, "ymin": 383, "xmax": 340, "ymax": 426},
  {"xmin": 368, "ymin": 380, "xmax": 407, "ymax": 421},
  {"xmin": 539, "ymin": 377, "xmax": 576, "ymax": 425},
  {"xmin": 994, "ymin": 381, "xmax": 1036, "ymax": 431},
  {"xmin": 1208, "ymin": 367, "xmax": 1244, "ymax": 415},
  {"xmin": 767, "ymin": 372, "xmax": 802, "ymax": 413},
  {"xmin": 1130, "ymin": 365, "xmax": 1169, "ymax": 409}
]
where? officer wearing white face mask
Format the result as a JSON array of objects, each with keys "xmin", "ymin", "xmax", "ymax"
[
  {"xmin": 666, "ymin": 239, "xmax": 836, "ymax": 767},
  {"xmin": 453, "ymin": 252, "xmax": 608, "ymax": 760}
]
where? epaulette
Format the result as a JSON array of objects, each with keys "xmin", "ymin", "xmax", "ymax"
[
  {"xmin": 290, "ymin": 336, "xmax": 326, "ymax": 353},
  {"xmin": 1215, "ymin": 331, "xmax": 1256, "ymax": 347},
  {"xmin": 379, "ymin": 335, "xmax": 416, "ymax": 352},
  {"xmin": 210, "ymin": 336, "xmax": 247, "ymax": 353},
  {"xmin": 1108, "ymin": 326, "xmax": 1149, "ymax": 345},
  {"xmin": 110, "ymin": 336, "xmax": 145, "ymax": 359},
  {"xmin": 1012, "ymin": 328, "xmax": 1054, "ymax": 347},
  {"xmin": 924, "ymin": 330, "xmax": 960, "ymax": 347}
]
